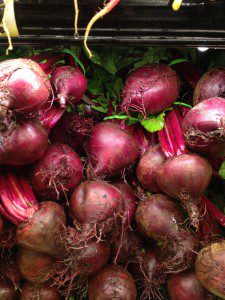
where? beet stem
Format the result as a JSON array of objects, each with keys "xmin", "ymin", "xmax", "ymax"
[{"xmin": 202, "ymin": 196, "xmax": 225, "ymax": 227}]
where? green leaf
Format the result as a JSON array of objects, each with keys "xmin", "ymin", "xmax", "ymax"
[
  {"xmin": 141, "ymin": 108, "xmax": 172, "ymax": 133},
  {"xmin": 61, "ymin": 48, "xmax": 86, "ymax": 74},
  {"xmin": 91, "ymin": 105, "xmax": 108, "ymax": 114},
  {"xmin": 173, "ymin": 101, "xmax": 193, "ymax": 108},
  {"xmin": 141, "ymin": 248, "xmax": 146, "ymax": 254},
  {"xmin": 146, "ymin": 191, "xmax": 152, "ymax": 196},
  {"xmin": 168, "ymin": 58, "xmax": 189, "ymax": 66},
  {"xmin": 219, "ymin": 161, "xmax": 225, "ymax": 179}
]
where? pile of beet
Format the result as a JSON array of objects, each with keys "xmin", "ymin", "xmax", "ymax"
[{"xmin": 0, "ymin": 48, "xmax": 224, "ymax": 300}]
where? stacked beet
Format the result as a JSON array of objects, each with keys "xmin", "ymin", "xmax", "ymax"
[{"xmin": 0, "ymin": 50, "xmax": 224, "ymax": 300}]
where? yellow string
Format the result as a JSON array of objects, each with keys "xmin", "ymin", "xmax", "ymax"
[
  {"xmin": 0, "ymin": 0, "xmax": 14, "ymax": 53},
  {"xmin": 172, "ymin": 0, "xmax": 183, "ymax": 11},
  {"xmin": 74, "ymin": 0, "xmax": 79, "ymax": 38}
]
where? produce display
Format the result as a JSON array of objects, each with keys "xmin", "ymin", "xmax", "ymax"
[{"xmin": 0, "ymin": 46, "xmax": 224, "ymax": 300}]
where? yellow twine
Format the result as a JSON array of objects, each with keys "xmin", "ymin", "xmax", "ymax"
[
  {"xmin": 74, "ymin": 0, "xmax": 79, "ymax": 38},
  {"xmin": 172, "ymin": 0, "xmax": 183, "ymax": 11}
]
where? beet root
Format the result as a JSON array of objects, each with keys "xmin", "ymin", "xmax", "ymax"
[
  {"xmin": 136, "ymin": 144, "xmax": 165, "ymax": 193},
  {"xmin": 88, "ymin": 122, "xmax": 139, "ymax": 177},
  {"xmin": 122, "ymin": 63, "xmax": 180, "ymax": 115},
  {"xmin": 17, "ymin": 247, "xmax": 54, "ymax": 283},
  {"xmin": 157, "ymin": 154, "xmax": 212, "ymax": 227},
  {"xmin": 29, "ymin": 144, "xmax": 83, "ymax": 200},
  {"xmin": 88, "ymin": 265, "xmax": 137, "ymax": 300},
  {"xmin": 182, "ymin": 97, "xmax": 225, "ymax": 158},
  {"xmin": 167, "ymin": 270, "xmax": 207, "ymax": 300},
  {"xmin": 69, "ymin": 180, "xmax": 125, "ymax": 239},
  {"xmin": 158, "ymin": 229, "xmax": 199, "ymax": 274},
  {"xmin": 51, "ymin": 66, "xmax": 87, "ymax": 107},
  {"xmin": 52, "ymin": 226, "xmax": 110, "ymax": 297},
  {"xmin": 193, "ymin": 67, "xmax": 225, "ymax": 105},
  {"xmin": 20, "ymin": 283, "xmax": 61, "ymax": 300},
  {"xmin": 0, "ymin": 58, "xmax": 51, "ymax": 115},
  {"xmin": 49, "ymin": 112, "xmax": 94, "ymax": 152},
  {"xmin": 135, "ymin": 194, "xmax": 183, "ymax": 241},
  {"xmin": 0, "ymin": 114, "xmax": 48, "ymax": 166},
  {"xmin": 195, "ymin": 240, "xmax": 225, "ymax": 299},
  {"xmin": 16, "ymin": 201, "xmax": 66, "ymax": 256}
]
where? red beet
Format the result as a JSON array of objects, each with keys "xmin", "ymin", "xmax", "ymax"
[
  {"xmin": 0, "ymin": 281, "xmax": 17, "ymax": 300},
  {"xmin": 195, "ymin": 240, "xmax": 225, "ymax": 299},
  {"xmin": 122, "ymin": 64, "xmax": 180, "ymax": 115},
  {"xmin": 157, "ymin": 154, "xmax": 212, "ymax": 227},
  {"xmin": 20, "ymin": 283, "xmax": 61, "ymax": 300},
  {"xmin": 69, "ymin": 180, "xmax": 125, "ymax": 238},
  {"xmin": 17, "ymin": 247, "xmax": 54, "ymax": 283},
  {"xmin": 0, "ymin": 114, "xmax": 48, "ymax": 166},
  {"xmin": 52, "ymin": 227, "xmax": 110, "ymax": 296},
  {"xmin": 159, "ymin": 229, "xmax": 199, "ymax": 274},
  {"xmin": 88, "ymin": 122, "xmax": 139, "ymax": 177},
  {"xmin": 49, "ymin": 112, "xmax": 94, "ymax": 152},
  {"xmin": 135, "ymin": 194, "xmax": 183, "ymax": 241},
  {"xmin": 129, "ymin": 248, "xmax": 165, "ymax": 299},
  {"xmin": 16, "ymin": 201, "xmax": 66, "ymax": 256},
  {"xmin": 112, "ymin": 181, "xmax": 137, "ymax": 225},
  {"xmin": 0, "ymin": 168, "xmax": 67, "ymax": 256},
  {"xmin": 29, "ymin": 144, "xmax": 83, "ymax": 200},
  {"xmin": 111, "ymin": 229, "xmax": 141, "ymax": 264},
  {"xmin": 51, "ymin": 66, "xmax": 87, "ymax": 107},
  {"xmin": 193, "ymin": 68, "xmax": 225, "ymax": 105},
  {"xmin": 88, "ymin": 265, "xmax": 137, "ymax": 300},
  {"xmin": 136, "ymin": 144, "xmax": 165, "ymax": 193},
  {"xmin": 167, "ymin": 270, "xmax": 207, "ymax": 300},
  {"xmin": 182, "ymin": 97, "xmax": 225, "ymax": 158},
  {"xmin": 0, "ymin": 59, "xmax": 51, "ymax": 114}
]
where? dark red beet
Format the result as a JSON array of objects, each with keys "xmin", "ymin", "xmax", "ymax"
[
  {"xmin": 122, "ymin": 64, "xmax": 180, "ymax": 115},
  {"xmin": 88, "ymin": 265, "xmax": 137, "ymax": 300},
  {"xmin": 52, "ymin": 228, "xmax": 110, "ymax": 296},
  {"xmin": 0, "ymin": 114, "xmax": 48, "ymax": 166},
  {"xmin": 0, "ymin": 59, "xmax": 51, "ymax": 114},
  {"xmin": 29, "ymin": 144, "xmax": 83, "ymax": 200},
  {"xmin": 17, "ymin": 248, "xmax": 54, "ymax": 283},
  {"xmin": 20, "ymin": 283, "xmax": 61, "ymax": 300},
  {"xmin": 88, "ymin": 122, "xmax": 139, "ymax": 177},
  {"xmin": 129, "ymin": 249, "xmax": 165, "ymax": 300},
  {"xmin": 16, "ymin": 201, "xmax": 66, "ymax": 256},
  {"xmin": 135, "ymin": 194, "xmax": 183, "ymax": 241},
  {"xmin": 112, "ymin": 181, "xmax": 137, "ymax": 225},
  {"xmin": 157, "ymin": 154, "xmax": 212, "ymax": 227},
  {"xmin": 51, "ymin": 66, "xmax": 87, "ymax": 107},
  {"xmin": 136, "ymin": 144, "xmax": 165, "ymax": 193},
  {"xmin": 69, "ymin": 180, "xmax": 125, "ymax": 238},
  {"xmin": 0, "ymin": 281, "xmax": 17, "ymax": 300},
  {"xmin": 158, "ymin": 229, "xmax": 199, "ymax": 274},
  {"xmin": 111, "ymin": 229, "xmax": 141, "ymax": 264},
  {"xmin": 193, "ymin": 68, "xmax": 225, "ymax": 105},
  {"xmin": 167, "ymin": 270, "xmax": 207, "ymax": 300},
  {"xmin": 182, "ymin": 97, "xmax": 225, "ymax": 158},
  {"xmin": 195, "ymin": 240, "xmax": 225, "ymax": 299},
  {"xmin": 49, "ymin": 112, "xmax": 94, "ymax": 152}
]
